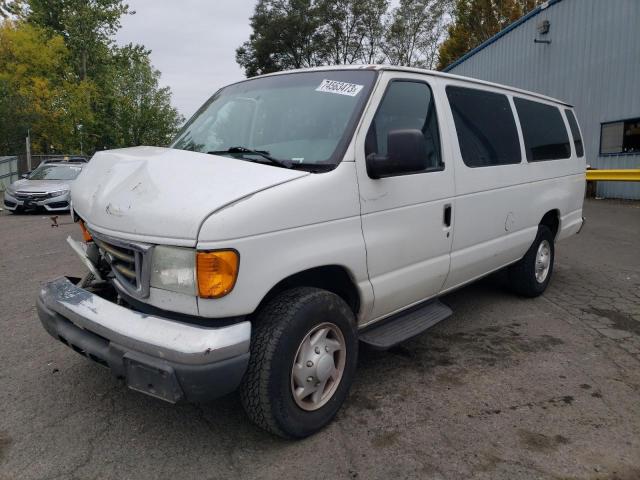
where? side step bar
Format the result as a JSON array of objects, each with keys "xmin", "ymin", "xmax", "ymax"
[{"xmin": 359, "ymin": 299, "xmax": 452, "ymax": 350}]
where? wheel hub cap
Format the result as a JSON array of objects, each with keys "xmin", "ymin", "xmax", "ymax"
[
  {"xmin": 535, "ymin": 239, "xmax": 551, "ymax": 283},
  {"xmin": 291, "ymin": 322, "xmax": 346, "ymax": 411}
]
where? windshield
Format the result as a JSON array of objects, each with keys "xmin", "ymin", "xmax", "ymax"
[
  {"xmin": 171, "ymin": 70, "xmax": 377, "ymax": 168},
  {"xmin": 28, "ymin": 164, "xmax": 83, "ymax": 180}
]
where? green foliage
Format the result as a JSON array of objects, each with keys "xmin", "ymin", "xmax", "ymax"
[
  {"xmin": 236, "ymin": 0, "xmax": 456, "ymax": 77},
  {"xmin": 25, "ymin": 0, "xmax": 130, "ymax": 79},
  {"xmin": 0, "ymin": 20, "xmax": 93, "ymax": 153},
  {"xmin": 437, "ymin": 0, "xmax": 543, "ymax": 70},
  {"xmin": 0, "ymin": 0, "xmax": 183, "ymax": 156},
  {"xmin": 236, "ymin": 0, "xmax": 326, "ymax": 77},
  {"xmin": 104, "ymin": 44, "xmax": 183, "ymax": 147},
  {"xmin": 236, "ymin": 0, "xmax": 394, "ymax": 77},
  {"xmin": 384, "ymin": 0, "xmax": 452, "ymax": 69}
]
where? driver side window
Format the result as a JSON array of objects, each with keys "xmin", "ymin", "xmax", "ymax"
[{"xmin": 365, "ymin": 80, "xmax": 443, "ymax": 171}]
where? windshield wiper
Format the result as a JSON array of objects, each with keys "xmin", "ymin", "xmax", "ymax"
[{"xmin": 208, "ymin": 146, "xmax": 292, "ymax": 169}]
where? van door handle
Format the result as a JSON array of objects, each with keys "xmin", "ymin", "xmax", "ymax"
[{"xmin": 443, "ymin": 204, "xmax": 452, "ymax": 227}]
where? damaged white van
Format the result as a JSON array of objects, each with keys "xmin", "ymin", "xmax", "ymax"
[{"xmin": 37, "ymin": 65, "xmax": 586, "ymax": 438}]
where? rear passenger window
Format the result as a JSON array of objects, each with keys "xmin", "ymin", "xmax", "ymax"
[
  {"xmin": 565, "ymin": 109, "xmax": 584, "ymax": 157},
  {"xmin": 366, "ymin": 80, "xmax": 442, "ymax": 171},
  {"xmin": 514, "ymin": 98, "xmax": 571, "ymax": 161},
  {"xmin": 446, "ymin": 86, "xmax": 521, "ymax": 167}
]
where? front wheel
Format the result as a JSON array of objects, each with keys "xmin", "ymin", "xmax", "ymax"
[
  {"xmin": 240, "ymin": 287, "xmax": 358, "ymax": 438},
  {"xmin": 508, "ymin": 225, "xmax": 555, "ymax": 297}
]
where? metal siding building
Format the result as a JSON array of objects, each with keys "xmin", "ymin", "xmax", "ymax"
[{"xmin": 445, "ymin": 0, "xmax": 640, "ymax": 199}]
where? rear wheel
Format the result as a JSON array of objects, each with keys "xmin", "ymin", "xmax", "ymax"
[
  {"xmin": 508, "ymin": 225, "xmax": 555, "ymax": 297},
  {"xmin": 239, "ymin": 287, "xmax": 358, "ymax": 438}
]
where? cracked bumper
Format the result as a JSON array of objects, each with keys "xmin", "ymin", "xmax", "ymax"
[{"xmin": 37, "ymin": 277, "xmax": 251, "ymax": 403}]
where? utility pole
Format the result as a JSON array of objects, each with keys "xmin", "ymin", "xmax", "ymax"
[
  {"xmin": 77, "ymin": 124, "xmax": 84, "ymax": 156},
  {"xmin": 25, "ymin": 128, "xmax": 32, "ymax": 171}
]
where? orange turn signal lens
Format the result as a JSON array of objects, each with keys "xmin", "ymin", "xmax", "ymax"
[
  {"xmin": 79, "ymin": 220, "xmax": 93, "ymax": 242},
  {"xmin": 196, "ymin": 250, "xmax": 239, "ymax": 298}
]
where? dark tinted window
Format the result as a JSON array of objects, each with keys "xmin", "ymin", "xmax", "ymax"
[
  {"xmin": 514, "ymin": 98, "xmax": 571, "ymax": 161},
  {"xmin": 565, "ymin": 110, "xmax": 584, "ymax": 157},
  {"xmin": 366, "ymin": 81, "xmax": 442, "ymax": 171},
  {"xmin": 446, "ymin": 86, "xmax": 520, "ymax": 167}
]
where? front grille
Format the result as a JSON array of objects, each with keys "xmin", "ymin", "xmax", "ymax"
[
  {"xmin": 15, "ymin": 191, "xmax": 48, "ymax": 200},
  {"xmin": 48, "ymin": 201, "xmax": 69, "ymax": 208},
  {"xmin": 92, "ymin": 232, "xmax": 152, "ymax": 298}
]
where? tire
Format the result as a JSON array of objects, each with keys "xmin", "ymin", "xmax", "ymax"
[
  {"xmin": 240, "ymin": 287, "xmax": 358, "ymax": 438},
  {"xmin": 508, "ymin": 225, "xmax": 555, "ymax": 297}
]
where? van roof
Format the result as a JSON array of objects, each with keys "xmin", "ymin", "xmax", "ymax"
[{"xmin": 252, "ymin": 64, "xmax": 573, "ymax": 108}]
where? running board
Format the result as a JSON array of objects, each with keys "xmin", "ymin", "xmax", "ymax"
[{"xmin": 359, "ymin": 299, "xmax": 452, "ymax": 350}]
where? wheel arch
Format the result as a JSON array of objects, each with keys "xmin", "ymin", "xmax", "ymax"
[
  {"xmin": 256, "ymin": 265, "xmax": 361, "ymax": 317},
  {"xmin": 539, "ymin": 209, "xmax": 560, "ymax": 239}
]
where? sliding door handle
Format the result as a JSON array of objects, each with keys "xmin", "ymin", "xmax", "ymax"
[{"xmin": 443, "ymin": 204, "xmax": 452, "ymax": 228}]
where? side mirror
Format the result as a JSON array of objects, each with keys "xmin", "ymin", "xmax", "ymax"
[
  {"xmin": 21, "ymin": 173, "xmax": 29, "ymax": 179},
  {"xmin": 366, "ymin": 129, "xmax": 428, "ymax": 179}
]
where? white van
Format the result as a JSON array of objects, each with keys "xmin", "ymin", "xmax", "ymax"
[{"xmin": 37, "ymin": 65, "xmax": 586, "ymax": 438}]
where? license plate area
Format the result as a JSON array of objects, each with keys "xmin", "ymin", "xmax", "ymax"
[{"xmin": 123, "ymin": 353, "xmax": 183, "ymax": 403}]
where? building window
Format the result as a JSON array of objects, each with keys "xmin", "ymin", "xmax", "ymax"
[
  {"xmin": 446, "ymin": 86, "xmax": 521, "ymax": 167},
  {"xmin": 600, "ymin": 118, "xmax": 640, "ymax": 155},
  {"xmin": 514, "ymin": 97, "xmax": 571, "ymax": 162}
]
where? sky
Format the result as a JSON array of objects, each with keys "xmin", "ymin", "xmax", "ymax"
[{"xmin": 116, "ymin": 0, "xmax": 257, "ymax": 119}]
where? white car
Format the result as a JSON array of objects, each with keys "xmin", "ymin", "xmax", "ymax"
[
  {"xmin": 3, "ymin": 160, "xmax": 86, "ymax": 213},
  {"xmin": 37, "ymin": 65, "xmax": 585, "ymax": 438}
]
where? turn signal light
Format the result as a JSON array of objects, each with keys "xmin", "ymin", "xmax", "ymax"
[
  {"xmin": 79, "ymin": 220, "xmax": 93, "ymax": 242},
  {"xmin": 196, "ymin": 250, "xmax": 239, "ymax": 298}
]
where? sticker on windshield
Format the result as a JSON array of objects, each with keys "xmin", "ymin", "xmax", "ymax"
[{"xmin": 316, "ymin": 79, "xmax": 364, "ymax": 97}]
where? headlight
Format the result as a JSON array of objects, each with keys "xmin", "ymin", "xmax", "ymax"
[
  {"xmin": 48, "ymin": 189, "xmax": 69, "ymax": 198},
  {"xmin": 150, "ymin": 246, "xmax": 197, "ymax": 295},
  {"xmin": 149, "ymin": 246, "xmax": 239, "ymax": 298}
]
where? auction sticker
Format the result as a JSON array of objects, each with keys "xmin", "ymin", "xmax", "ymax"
[{"xmin": 316, "ymin": 79, "xmax": 364, "ymax": 97}]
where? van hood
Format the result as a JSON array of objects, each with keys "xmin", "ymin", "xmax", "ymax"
[{"xmin": 71, "ymin": 146, "xmax": 309, "ymax": 244}]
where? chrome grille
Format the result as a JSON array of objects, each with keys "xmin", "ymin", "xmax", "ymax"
[
  {"xmin": 92, "ymin": 232, "xmax": 152, "ymax": 298},
  {"xmin": 15, "ymin": 191, "xmax": 48, "ymax": 200}
]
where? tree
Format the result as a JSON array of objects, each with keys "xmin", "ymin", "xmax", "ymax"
[
  {"xmin": 358, "ymin": 0, "xmax": 388, "ymax": 64},
  {"xmin": 237, "ymin": 0, "xmax": 453, "ymax": 76},
  {"xmin": 236, "ymin": 0, "xmax": 326, "ymax": 77},
  {"xmin": 0, "ymin": 20, "xmax": 93, "ymax": 153},
  {"xmin": 105, "ymin": 44, "xmax": 183, "ymax": 147},
  {"xmin": 384, "ymin": 0, "xmax": 451, "ymax": 69},
  {"xmin": 317, "ymin": 0, "xmax": 362, "ymax": 65},
  {"xmin": 437, "ymin": 0, "xmax": 543, "ymax": 70},
  {"xmin": 24, "ymin": 0, "xmax": 131, "ymax": 80},
  {"xmin": 0, "ymin": 1, "xmax": 183, "ymax": 155}
]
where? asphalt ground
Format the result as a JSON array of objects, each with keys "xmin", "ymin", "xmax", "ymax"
[{"xmin": 1, "ymin": 199, "xmax": 639, "ymax": 480}]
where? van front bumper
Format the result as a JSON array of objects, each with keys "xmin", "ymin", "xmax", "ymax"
[{"xmin": 37, "ymin": 277, "xmax": 251, "ymax": 403}]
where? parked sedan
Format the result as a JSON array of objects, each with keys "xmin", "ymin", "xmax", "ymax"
[{"xmin": 3, "ymin": 161, "xmax": 86, "ymax": 213}]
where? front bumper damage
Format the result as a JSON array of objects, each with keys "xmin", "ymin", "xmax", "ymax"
[{"xmin": 37, "ymin": 277, "xmax": 251, "ymax": 403}]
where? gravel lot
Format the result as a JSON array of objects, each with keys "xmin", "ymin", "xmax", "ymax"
[{"xmin": 1, "ymin": 199, "xmax": 639, "ymax": 480}]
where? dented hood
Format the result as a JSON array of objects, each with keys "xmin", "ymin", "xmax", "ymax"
[{"xmin": 71, "ymin": 146, "xmax": 308, "ymax": 244}]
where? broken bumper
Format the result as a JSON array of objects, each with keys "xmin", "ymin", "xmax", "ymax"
[{"xmin": 36, "ymin": 277, "xmax": 251, "ymax": 403}]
